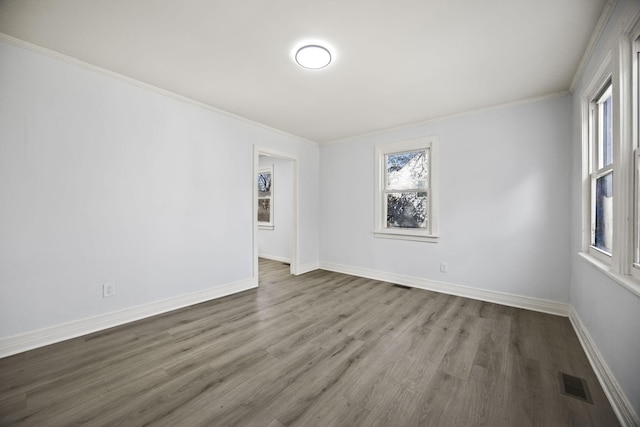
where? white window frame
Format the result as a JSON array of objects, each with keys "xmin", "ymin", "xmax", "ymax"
[
  {"xmin": 374, "ymin": 136, "xmax": 440, "ymax": 242},
  {"xmin": 579, "ymin": 18, "xmax": 640, "ymax": 296},
  {"xmin": 588, "ymin": 80, "xmax": 614, "ymax": 264},
  {"xmin": 581, "ymin": 49, "xmax": 613, "ymax": 265},
  {"xmin": 634, "ymin": 149, "xmax": 640, "ymax": 275},
  {"xmin": 631, "ymin": 31, "xmax": 640, "ymax": 281}
]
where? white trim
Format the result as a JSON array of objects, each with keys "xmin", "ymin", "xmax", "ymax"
[
  {"xmin": 630, "ymin": 25, "xmax": 640, "ymax": 281},
  {"xmin": 635, "ymin": 148, "xmax": 640, "ymax": 278},
  {"xmin": 582, "ymin": 51, "xmax": 614, "ymax": 259},
  {"xmin": 0, "ymin": 278, "xmax": 257, "ymax": 359},
  {"xmin": 374, "ymin": 136, "xmax": 440, "ymax": 242},
  {"xmin": 615, "ymin": 30, "xmax": 633, "ymax": 275},
  {"xmin": 0, "ymin": 34, "xmax": 571, "ymax": 148},
  {"xmin": 258, "ymin": 254, "xmax": 291, "ymax": 264},
  {"xmin": 0, "ymin": 33, "xmax": 318, "ymax": 147},
  {"xmin": 570, "ymin": 0, "xmax": 618, "ymax": 92},
  {"xmin": 297, "ymin": 261, "xmax": 320, "ymax": 275},
  {"xmin": 253, "ymin": 146, "xmax": 299, "ymax": 278},
  {"xmin": 319, "ymin": 261, "xmax": 569, "ymax": 316},
  {"xmin": 578, "ymin": 252, "xmax": 640, "ymax": 298},
  {"xmin": 322, "ymin": 91, "xmax": 570, "ymax": 146},
  {"xmin": 372, "ymin": 231, "xmax": 439, "ymax": 243},
  {"xmin": 569, "ymin": 307, "xmax": 640, "ymax": 427}
]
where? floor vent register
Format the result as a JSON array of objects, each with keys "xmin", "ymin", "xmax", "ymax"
[{"xmin": 559, "ymin": 372, "xmax": 593, "ymax": 404}]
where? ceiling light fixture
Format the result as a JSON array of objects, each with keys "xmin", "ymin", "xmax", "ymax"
[{"xmin": 295, "ymin": 45, "xmax": 332, "ymax": 69}]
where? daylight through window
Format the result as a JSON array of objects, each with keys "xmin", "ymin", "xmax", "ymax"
[
  {"xmin": 258, "ymin": 166, "xmax": 274, "ymax": 229},
  {"xmin": 591, "ymin": 83, "xmax": 614, "ymax": 254},
  {"xmin": 385, "ymin": 150, "xmax": 429, "ymax": 229},
  {"xmin": 579, "ymin": 26, "xmax": 640, "ymax": 288},
  {"xmin": 375, "ymin": 137, "xmax": 439, "ymax": 242}
]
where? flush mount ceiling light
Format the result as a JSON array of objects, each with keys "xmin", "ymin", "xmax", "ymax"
[{"xmin": 295, "ymin": 45, "xmax": 332, "ymax": 69}]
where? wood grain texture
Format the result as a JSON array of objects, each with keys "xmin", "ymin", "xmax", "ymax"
[{"xmin": 0, "ymin": 259, "xmax": 619, "ymax": 426}]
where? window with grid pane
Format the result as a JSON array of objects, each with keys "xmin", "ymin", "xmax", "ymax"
[
  {"xmin": 375, "ymin": 137, "xmax": 439, "ymax": 242},
  {"xmin": 591, "ymin": 83, "xmax": 614, "ymax": 255},
  {"xmin": 579, "ymin": 20, "xmax": 640, "ymax": 292},
  {"xmin": 635, "ymin": 150, "xmax": 640, "ymax": 267}
]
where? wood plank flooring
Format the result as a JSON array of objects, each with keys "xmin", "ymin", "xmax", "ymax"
[{"xmin": 0, "ymin": 259, "xmax": 619, "ymax": 426}]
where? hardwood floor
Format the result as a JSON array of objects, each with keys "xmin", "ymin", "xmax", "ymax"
[{"xmin": 0, "ymin": 259, "xmax": 619, "ymax": 426}]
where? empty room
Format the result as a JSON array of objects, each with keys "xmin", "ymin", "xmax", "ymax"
[{"xmin": 1, "ymin": 0, "xmax": 639, "ymax": 426}]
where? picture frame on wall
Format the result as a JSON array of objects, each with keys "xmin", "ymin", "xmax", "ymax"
[{"xmin": 258, "ymin": 166, "xmax": 274, "ymax": 229}]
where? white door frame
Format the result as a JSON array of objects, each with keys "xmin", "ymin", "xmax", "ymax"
[{"xmin": 253, "ymin": 145, "xmax": 299, "ymax": 281}]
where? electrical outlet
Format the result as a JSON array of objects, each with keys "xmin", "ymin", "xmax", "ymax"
[
  {"xmin": 440, "ymin": 262, "xmax": 449, "ymax": 273},
  {"xmin": 103, "ymin": 282, "xmax": 116, "ymax": 298}
]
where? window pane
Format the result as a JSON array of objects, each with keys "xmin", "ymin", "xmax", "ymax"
[
  {"xmin": 387, "ymin": 192, "xmax": 428, "ymax": 229},
  {"xmin": 258, "ymin": 198, "xmax": 271, "ymax": 222},
  {"xmin": 599, "ymin": 87, "xmax": 613, "ymax": 168},
  {"xmin": 258, "ymin": 172, "xmax": 271, "ymax": 196},
  {"xmin": 636, "ymin": 183, "xmax": 640, "ymax": 265},
  {"xmin": 636, "ymin": 155, "xmax": 640, "ymax": 264},
  {"xmin": 594, "ymin": 172, "xmax": 613, "ymax": 253},
  {"xmin": 386, "ymin": 150, "xmax": 429, "ymax": 190}
]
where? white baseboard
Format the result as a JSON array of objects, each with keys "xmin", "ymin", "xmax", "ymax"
[
  {"xmin": 297, "ymin": 261, "xmax": 320, "ymax": 275},
  {"xmin": 257, "ymin": 255, "xmax": 317, "ymax": 275},
  {"xmin": 319, "ymin": 261, "xmax": 569, "ymax": 316},
  {"xmin": 258, "ymin": 254, "xmax": 291, "ymax": 264},
  {"xmin": 569, "ymin": 307, "xmax": 640, "ymax": 427},
  {"xmin": 0, "ymin": 278, "xmax": 258, "ymax": 359}
]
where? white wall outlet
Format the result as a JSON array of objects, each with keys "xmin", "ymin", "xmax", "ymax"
[
  {"xmin": 103, "ymin": 281, "xmax": 116, "ymax": 298},
  {"xmin": 440, "ymin": 262, "xmax": 449, "ymax": 273}
]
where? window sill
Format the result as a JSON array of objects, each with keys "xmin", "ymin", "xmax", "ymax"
[
  {"xmin": 373, "ymin": 230, "xmax": 439, "ymax": 243},
  {"xmin": 578, "ymin": 252, "xmax": 640, "ymax": 298}
]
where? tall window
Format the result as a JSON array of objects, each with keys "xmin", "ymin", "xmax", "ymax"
[
  {"xmin": 580, "ymin": 26, "xmax": 640, "ymax": 290},
  {"xmin": 634, "ymin": 39, "xmax": 640, "ymax": 273},
  {"xmin": 630, "ymin": 33, "xmax": 640, "ymax": 280},
  {"xmin": 374, "ymin": 137, "xmax": 439, "ymax": 242},
  {"xmin": 635, "ymin": 149, "xmax": 640, "ymax": 267},
  {"xmin": 591, "ymin": 83, "xmax": 614, "ymax": 255}
]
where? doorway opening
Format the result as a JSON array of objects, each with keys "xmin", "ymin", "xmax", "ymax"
[{"xmin": 253, "ymin": 146, "xmax": 299, "ymax": 282}]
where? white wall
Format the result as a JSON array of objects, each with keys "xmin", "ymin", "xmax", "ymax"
[
  {"xmin": 320, "ymin": 94, "xmax": 572, "ymax": 303},
  {"xmin": 569, "ymin": 0, "xmax": 640, "ymax": 418},
  {"xmin": 0, "ymin": 39, "xmax": 319, "ymax": 340},
  {"xmin": 258, "ymin": 156, "xmax": 293, "ymax": 262},
  {"xmin": 2, "ymin": 8, "xmax": 638, "ymax": 419}
]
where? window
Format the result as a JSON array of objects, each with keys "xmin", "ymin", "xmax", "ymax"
[
  {"xmin": 634, "ymin": 37, "xmax": 640, "ymax": 275},
  {"xmin": 635, "ymin": 149, "xmax": 640, "ymax": 268},
  {"xmin": 630, "ymin": 33, "xmax": 640, "ymax": 280},
  {"xmin": 590, "ymin": 82, "xmax": 614, "ymax": 256},
  {"xmin": 258, "ymin": 166, "xmax": 273, "ymax": 229},
  {"xmin": 579, "ymin": 25, "xmax": 640, "ymax": 292},
  {"xmin": 374, "ymin": 136, "xmax": 439, "ymax": 242}
]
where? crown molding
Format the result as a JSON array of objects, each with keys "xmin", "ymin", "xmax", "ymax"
[
  {"xmin": 0, "ymin": 33, "xmax": 318, "ymax": 147},
  {"xmin": 322, "ymin": 91, "xmax": 571, "ymax": 146},
  {"xmin": 570, "ymin": 0, "xmax": 617, "ymax": 92}
]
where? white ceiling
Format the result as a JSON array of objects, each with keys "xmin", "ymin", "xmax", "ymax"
[{"xmin": 0, "ymin": 0, "xmax": 605, "ymax": 144}]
